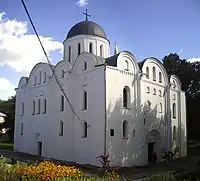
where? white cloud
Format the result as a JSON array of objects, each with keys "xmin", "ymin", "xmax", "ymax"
[
  {"xmin": 0, "ymin": 12, "xmax": 63, "ymax": 73},
  {"xmin": 0, "ymin": 77, "xmax": 15, "ymax": 100},
  {"xmin": 76, "ymin": 0, "xmax": 88, "ymax": 7},
  {"xmin": 179, "ymin": 49, "xmax": 183, "ymax": 54},
  {"xmin": 187, "ymin": 57, "xmax": 200, "ymax": 63}
]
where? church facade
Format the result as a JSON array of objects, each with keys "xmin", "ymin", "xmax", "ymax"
[{"xmin": 14, "ymin": 15, "xmax": 187, "ymax": 167}]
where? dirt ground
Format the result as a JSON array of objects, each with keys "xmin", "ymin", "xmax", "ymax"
[{"xmin": 0, "ymin": 150, "xmax": 199, "ymax": 181}]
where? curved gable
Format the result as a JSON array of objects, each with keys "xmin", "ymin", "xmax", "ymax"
[
  {"xmin": 18, "ymin": 77, "xmax": 29, "ymax": 89},
  {"xmin": 140, "ymin": 57, "xmax": 168, "ymax": 85},
  {"xmin": 169, "ymin": 75, "xmax": 181, "ymax": 90}
]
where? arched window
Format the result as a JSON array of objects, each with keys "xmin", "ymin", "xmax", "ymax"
[
  {"xmin": 83, "ymin": 61, "xmax": 87, "ymax": 71},
  {"xmin": 173, "ymin": 125, "xmax": 176, "ymax": 140},
  {"xmin": 33, "ymin": 75, "xmax": 37, "ymax": 86},
  {"xmin": 153, "ymin": 67, "xmax": 156, "ymax": 81},
  {"xmin": 21, "ymin": 102, "xmax": 24, "ymax": 116},
  {"xmin": 61, "ymin": 69, "xmax": 65, "ymax": 78},
  {"xmin": 60, "ymin": 95, "xmax": 64, "ymax": 112},
  {"xmin": 122, "ymin": 120, "xmax": 128, "ymax": 138},
  {"xmin": 146, "ymin": 67, "xmax": 149, "ymax": 79},
  {"xmin": 89, "ymin": 42, "xmax": 93, "ymax": 53},
  {"xmin": 38, "ymin": 71, "xmax": 41, "ymax": 84},
  {"xmin": 125, "ymin": 60, "xmax": 129, "ymax": 71},
  {"xmin": 147, "ymin": 86, "xmax": 150, "ymax": 93},
  {"xmin": 123, "ymin": 86, "xmax": 130, "ymax": 108},
  {"xmin": 20, "ymin": 123, "xmax": 23, "ymax": 135},
  {"xmin": 43, "ymin": 99, "xmax": 47, "ymax": 114},
  {"xmin": 83, "ymin": 91, "xmax": 87, "ymax": 110},
  {"xmin": 147, "ymin": 100, "xmax": 151, "ymax": 107},
  {"xmin": 78, "ymin": 43, "xmax": 81, "ymax": 55},
  {"xmin": 159, "ymin": 72, "xmax": 162, "ymax": 83},
  {"xmin": 43, "ymin": 72, "xmax": 46, "ymax": 83},
  {"xmin": 32, "ymin": 101, "xmax": 35, "ymax": 115},
  {"xmin": 159, "ymin": 103, "xmax": 162, "ymax": 113},
  {"xmin": 68, "ymin": 46, "xmax": 71, "ymax": 62},
  {"xmin": 59, "ymin": 120, "xmax": 64, "ymax": 136},
  {"xmin": 173, "ymin": 94, "xmax": 176, "ymax": 100},
  {"xmin": 153, "ymin": 88, "xmax": 156, "ymax": 95},
  {"xmin": 173, "ymin": 80, "xmax": 176, "ymax": 89},
  {"xmin": 159, "ymin": 90, "xmax": 162, "ymax": 97},
  {"xmin": 83, "ymin": 122, "xmax": 88, "ymax": 138},
  {"xmin": 100, "ymin": 45, "xmax": 103, "ymax": 57},
  {"xmin": 172, "ymin": 103, "xmax": 176, "ymax": 118},
  {"xmin": 37, "ymin": 99, "xmax": 40, "ymax": 114}
]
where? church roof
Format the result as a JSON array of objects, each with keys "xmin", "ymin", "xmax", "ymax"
[
  {"xmin": 105, "ymin": 53, "xmax": 120, "ymax": 67},
  {"xmin": 66, "ymin": 21, "xmax": 107, "ymax": 40},
  {"xmin": 137, "ymin": 60, "xmax": 146, "ymax": 70}
]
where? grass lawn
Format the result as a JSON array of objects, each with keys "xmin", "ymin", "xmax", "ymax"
[{"xmin": 0, "ymin": 143, "xmax": 13, "ymax": 150}]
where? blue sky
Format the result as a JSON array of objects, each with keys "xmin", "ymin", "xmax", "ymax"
[{"xmin": 0, "ymin": 0, "xmax": 200, "ymax": 100}]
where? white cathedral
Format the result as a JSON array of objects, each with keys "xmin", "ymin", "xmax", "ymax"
[{"xmin": 14, "ymin": 12, "xmax": 187, "ymax": 167}]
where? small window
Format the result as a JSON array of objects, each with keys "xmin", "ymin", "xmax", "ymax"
[
  {"xmin": 38, "ymin": 71, "xmax": 41, "ymax": 84},
  {"xmin": 173, "ymin": 80, "xmax": 176, "ymax": 89},
  {"xmin": 83, "ymin": 61, "xmax": 87, "ymax": 71},
  {"xmin": 173, "ymin": 125, "xmax": 176, "ymax": 140},
  {"xmin": 100, "ymin": 45, "xmax": 103, "ymax": 57},
  {"xmin": 172, "ymin": 103, "xmax": 176, "ymax": 118},
  {"xmin": 110, "ymin": 129, "xmax": 114, "ymax": 136},
  {"xmin": 59, "ymin": 120, "xmax": 64, "ymax": 136},
  {"xmin": 133, "ymin": 130, "xmax": 136, "ymax": 138},
  {"xmin": 122, "ymin": 120, "xmax": 128, "ymax": 138},
  {"xmin": 60, "ymin": 95, "xmax": 64, "ymax": 112},
  {"xmin": 37, "ymin": 99, "xmax": 40, "ymax": 114},
  {"xmin": 125, "ymin": 60, "xmax": 129, "ymax": 71},
  {"xmin": 153, "ymin": 88, "xmax": 156, "ymax": 95},
  {"xmin": 21, "ymin": 102, "xmax": 24, "ymax": 116},
  {"xmin": 33, "ymin": 75, "xmax": 37, "ymax": 86},
  {"xmin": 43, "ymin": 99, "xmax": 47, "ymax": 114},
  {"xmin": 32, "ymin": 101, "xmax": 35, "ymax": 115},
  {"xmin": 159, "ymin": 90, "xmax": 162, "ymax": 97},
  {"xmin": 159, "ymin": 103, "xmax": 162, "ymax": 113},
  {"xmin": 43, "ymin": 72, "xmax": 46, "ymax": 83},
  {"xmin": 82, "ymin": 91, "xmax": 87, "ymax": 110},
  {"xmin": 146, "ymin": 67, "xmax": 149, "ymax": 79},
  {"xmin": 159, "ymin": 72, "xmax": 162, "ymax": 83},
  {"xmin": 78, "ymin": 43, "xmax": 81, "ymax": 55},
  {"xmin": 89, "ymin": 42, "xmax": 93, "ymax": 53},
  {"xmin": 20, "ymin": 123, "xmax": 23, "ymax": 135},
  {"xmin": 123, "ymin": 86, "xmax": 130, "ymax": 108},
  {"xmin": 153, "ymin": 66, "xmax": 156, "ymax": 81},
  {"xmin": 68, "ymin": 46, "xmax": 71, "ymax": 62},
  {"xmin": 61, "ymin": 69, "xmax": 65, "ymax": 78},
  {"xmin": 173, "ymin": 94, "xmax": 176, "ymax": 100},
  {"xmin": 144, "ymin": 118, "xmax": 146, "ymax": 125},
  {"xmin": 83, "ymin": 122, "xmax": 88, "ymax": 138},
  {"xmin": 147, "ymin": 100, "xmax": 151, "ymax": 107},
  {"xmin": 146, "ymin": 86, "xmax": 150, "ymax": 93}
]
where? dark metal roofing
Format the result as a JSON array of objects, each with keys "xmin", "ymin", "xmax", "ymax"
[
  {"xmin": 66, "ymin": 21, "xmax": 107, "ymax": 40},
  {"xmin": 105, "ymin": 53, "xmax": 120, "ymax": 67},
  {"xmin": 137, "ymin": 60, "xmax": 146, "ymax": 70}
]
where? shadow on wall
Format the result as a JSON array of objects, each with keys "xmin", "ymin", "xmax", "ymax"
[{"xmin": 105, "ymin": 97, "xmax": 186, "ymax": 166}]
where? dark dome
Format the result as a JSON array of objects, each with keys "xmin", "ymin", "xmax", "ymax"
[{"xmin": 66, "ymin": 21, "xmax": 107, "ymax": 40}]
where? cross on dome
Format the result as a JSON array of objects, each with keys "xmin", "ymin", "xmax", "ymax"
[{"xmin": 83, "ymin": 9, "xmax": 91, "ymax": 21}]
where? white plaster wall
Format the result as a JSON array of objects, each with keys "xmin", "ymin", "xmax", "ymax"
[{"xmin": 63, "ymin": 35, "xmax": 110, "ymax": 64}]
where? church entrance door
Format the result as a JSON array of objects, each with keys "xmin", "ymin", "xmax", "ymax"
[
  {"xmin": 37, "ymin": 142, "xmax": 42, "ymax": 156},
  {"xmin": 148, "ymin": 142, "xmax": 155, "ymax": 162}
]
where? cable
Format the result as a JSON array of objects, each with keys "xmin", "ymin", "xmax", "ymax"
[{"xmin": 20, "ymin": 0, "xmax": 85, "ymax": 125}]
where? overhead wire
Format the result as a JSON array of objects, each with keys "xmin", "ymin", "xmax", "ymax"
[{"xmin": 20, "ymin": 0, "xmax": 85, "ymax": 125}]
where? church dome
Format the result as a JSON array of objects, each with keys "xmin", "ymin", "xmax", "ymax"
[{"xmin": 66, "ymin": 21, "xmax": 107, "ymax": 40}]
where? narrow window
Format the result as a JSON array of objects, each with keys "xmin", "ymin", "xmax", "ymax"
[
  {"xmin": 83, "ymin": 61, "xmax": 87, "ymax": 71},
  {"xmin": 78, "ymin": 43, "xmax": 81, "ymax": 55},
  {"xmin": 153, "ymin": 66, "xmax": 156, "ymax": 81},
  {"xmin": 146, "ymin": 86, "xmax": 150, "ymax": 93},
  {"xmin": 144, "ymin": 118, "xmax": 146, "ymax": 125},
  {"xmin": 147, "ymin": 100, "xmax": 151, "ymax": 107},
  {"xmin": 173, "ymin": 125, "xmax": 176, "ymax": 140},
  {"xmin": 33, "ymin": 75, "xmax": 37, "ymax": 86},
  {"xmin": 173, "ymin": 94, "xmax": 176, "ymax": 100},
  {"xmin": 59, "ymin": 120, "xmax": 64, "ymax": 136},
  {"xmin": 43, "ymin": 72, "xmax": 46, "ymax": 83},
  {"xmin": 110, "ymin": 129, "xmax": 114, "ymax": 136},
  {"xmin": 43, "ymin": 99, "xmax": 47, "ymax": 114},
  {"xmin": 159, "ymin": 103, "xmax": 162, "ymax": 113},
  {"xmin": 133, "ymin": 130, "xmax": 136, "ymax": 138},
  {"xmin": 172, "ymin": 103, "xmax": 176, "ymax": 118},
  {"xmin": 122, "ymin": 120, "xmax": 128, "ymax": 138},
  {"xmin": 159, "ymin": 90, "xmax": 162, "ymax": 97},
  {"xmin": 38, "ymin": 71, "xmax": 41, "ymax": 84},
  {"xmin": 153, "ymin": 88, "xmax": 156, "ymax": 95},
  {"xmin": 68, "ymin": 46, "xmax": 71, "ymax": 62},
  {"xmin": 173, "ymin": 80, "xmax": 176, "ymax": 89},
  {"xmin": 61, "ymin": 69, "xmax": 65, "ymax": 78},
  {"xmin": 100, "ymin": 45, "xmax": 103, "ymax": 57},
  {"xmin": 83, "ymin": 122, "xmax": 88, "ymax": 138},
  {"xmin": 20, "ymin": 123, "xmax": 23, "ymax": 135},
  {"xmin": 83, "ymin": 91, "xmax": 87, "ymax": 110},
  {"xmin": 125, "ymin": 60, "xmax": 129, "ymax": 71},
  {"xmin": 37, "ymin": 99, "xmax": 40, "ymax": 114},
  {"xmin": 146, "ymin": 67, "xmax": 149, "ymax": 79},
  {"xmin": 21, "ymin": 102, "xmax": 24, "ymax": 116},
  {"xmin": 123, "ymin": 86, "xmax": 130, "ymax": 108},
  {"xmin": 89, "ymin": 42, "xmax": 93, "ymax": 53},
  {"xmin": 159, "ymin": 72, "xmax": 162, "ymax": 83},
  {"xmin": 61, "ymin": 95, "xmax": 64, "ymax": 112},
  {"xmin": 32, "ymin": 101, "xmax": 35, "ymax": 115}
]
